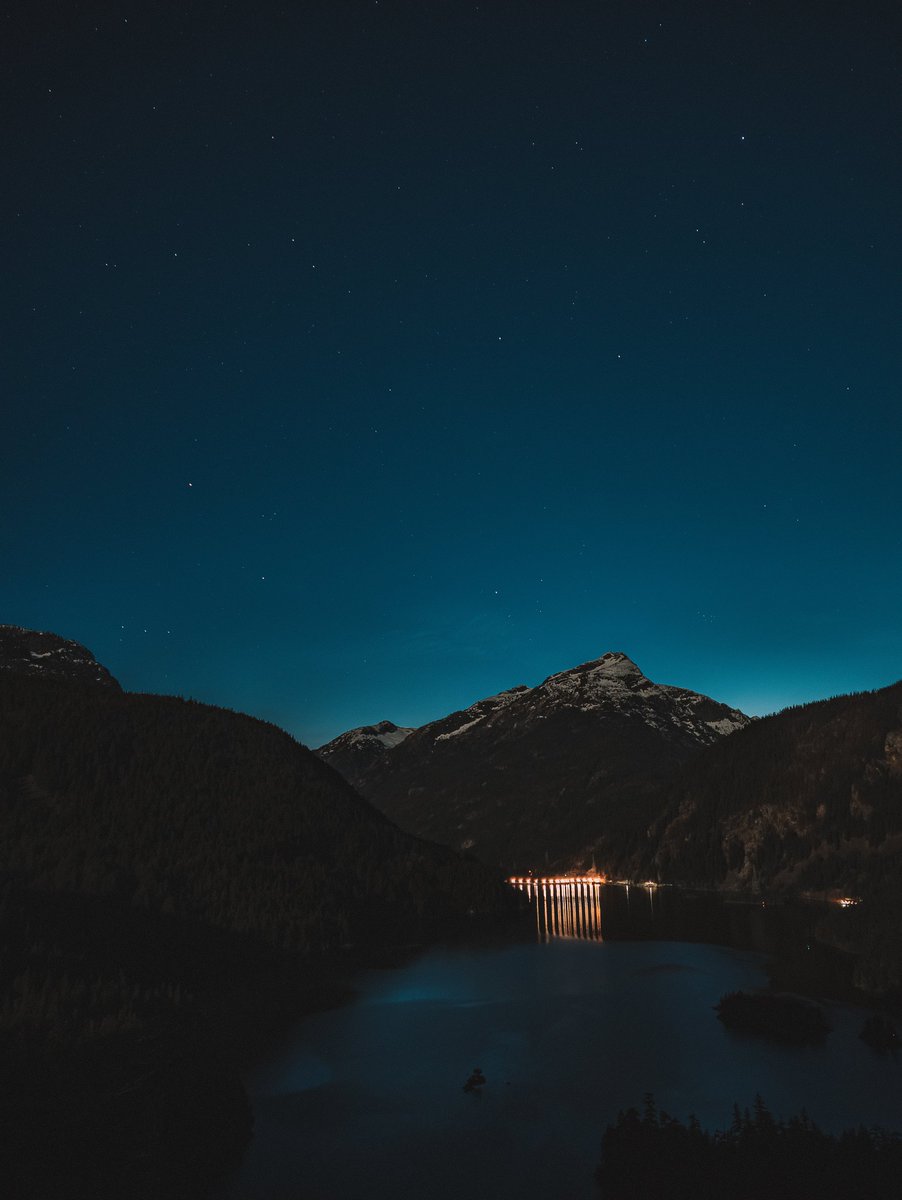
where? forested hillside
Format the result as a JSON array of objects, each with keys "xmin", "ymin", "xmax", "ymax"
[
  {"xmin": 635, "ymin": 681, "xmax": 902, "ymax": 995},
  {"xmin": 0, "ymin": 671, "xmax": 505, "ymax": 1197},
  {"xmin": 0, "ymin": 675, "xmax": 500, "ymax": 948},
  {"xmin": 646, "ymin": 682, "xmax": 902, "ymax": 893}
]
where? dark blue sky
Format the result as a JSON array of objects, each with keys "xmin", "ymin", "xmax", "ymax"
[{"xmin": 4, "ymin": 0, "xmax": 901, "ymax": 745}]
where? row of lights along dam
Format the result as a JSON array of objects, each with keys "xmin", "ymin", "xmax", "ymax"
[
  {"xmin": 506, "ymin": 876, "xmax": 661, "ymax": 942},
  {"xmin": 507, "ymin": 876, "xmax": 660, "ymax": 888}
]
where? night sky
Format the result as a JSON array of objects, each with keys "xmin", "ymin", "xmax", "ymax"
[{"xmin": 4, "ymin": 1, "xmax": 901, "ymax": 746}]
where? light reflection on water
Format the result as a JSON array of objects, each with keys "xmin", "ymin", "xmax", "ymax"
[
  {"xmin": 513, "ymin": 879, "xmax": 660, "ymax": 942},
  {"xmin": 227, "ymin": 890, "xmax": 902, "ymax": 1200},
  {"xmin": 516, "ymin": 880, "xmax": 605, "ymax": 941}
]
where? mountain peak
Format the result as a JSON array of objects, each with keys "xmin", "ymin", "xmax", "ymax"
[
  {"xmin": 544, "ymin": 650, "xmax": 647, "ymax": 690},
  {"xmin": 588, "ymin": 651, "xmax": 645, "ymax": 677},
  {"xmin": 368, "ymin": 720, "xmax": 404, "ymax": 736},
  {"xmin": 317, "ymin": 718, "xmax": 414, "ymax": 763},
  {"xmin": 0, "ymin": 625, "xmax": 120, "ymax": 689}
]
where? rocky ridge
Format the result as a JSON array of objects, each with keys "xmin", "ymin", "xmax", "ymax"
[{"xmin": 0, "ymin": 624, "xmax": 120, "ymax": 689}]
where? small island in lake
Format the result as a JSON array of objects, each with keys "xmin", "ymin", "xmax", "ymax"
[
  {"xmin": 860, "ymin": 1014, "xmax": 899, "ymax": 1054},
  {"xmin": 715, "ymin": 990, "xmax": 831, "ymax": 1044}
]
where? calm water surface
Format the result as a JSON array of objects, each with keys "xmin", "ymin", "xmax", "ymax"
[{"xmin": 228, "ymin": 888, "xmax": 901, "ymax": 1200}]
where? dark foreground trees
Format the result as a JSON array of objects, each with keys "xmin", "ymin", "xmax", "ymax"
[
  {"xmin": 597, "ymin": 1095, "xmax": 902, "ymax": 1200},
  {"xmin": 0, "ymin": 673, "xmax": 508, "ymax": 1197}
]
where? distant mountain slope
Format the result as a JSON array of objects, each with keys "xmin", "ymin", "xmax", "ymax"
[
  {"xmin": 647, "ymin": 680, "xmax": 902, "ymax": 896},
  {"xmin": 320, "ymin": 719, "xmax": 415, "ymax": 787},
  {"xmin": 0, "ymin": 624, "xmax": 120, "ymax": 688},
  {"xmin": 319, "ymin": 652, "xmax": 749, "ymax": 871}
]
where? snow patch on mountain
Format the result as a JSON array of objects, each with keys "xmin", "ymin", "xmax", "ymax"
[
  {"xmin": 370, "ymin": 722, "xmax": 414, "ymax": 749},
  {"xmin": 705, "ymin": 715, "xmax": 749, "ymax": 737},
  {"xmin": 435, "ymin": 717, "xmax": 483, "ymax": 742},
  {"xmin": 336, "ymin": 719, "xmax": 414, "ymax": 751},
  {"xmin": 433, "ymin": 685, "xmax": 530, "ymax": 742}
]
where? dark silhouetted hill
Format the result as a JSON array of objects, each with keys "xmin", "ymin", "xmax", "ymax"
[{"xmin": 647, "ymin": 682, "xmax": 902, "ymax": 895}]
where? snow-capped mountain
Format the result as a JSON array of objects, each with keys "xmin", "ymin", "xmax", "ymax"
[
  {"xmin": 315, "ymin": 719, "xmax": 415, "ymax": 783},
  {"xmin": 318, "ymin": 651, "xmax": 749, "ymax": 872},
  {"xmin": 534, "ymin": 652, "xmax": 747, "ymax": 741},
  {"xmin": 0, "ymin": 625, "xmax": 120, "ymax": 689}
]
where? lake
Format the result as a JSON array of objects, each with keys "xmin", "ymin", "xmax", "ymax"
[{"xmin": 225, "ymin": 885, "xmax": 901, "ymax": 1200}]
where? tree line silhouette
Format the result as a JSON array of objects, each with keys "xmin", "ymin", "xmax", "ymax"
[{"xmin": 597, "ymin": 1094, "xmax": 902, "ymax": 1199}]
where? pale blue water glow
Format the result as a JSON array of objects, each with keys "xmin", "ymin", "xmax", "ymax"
[{"xmin": 229, "ymin": 935, "xmax": 901, "ymax": 1200}]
